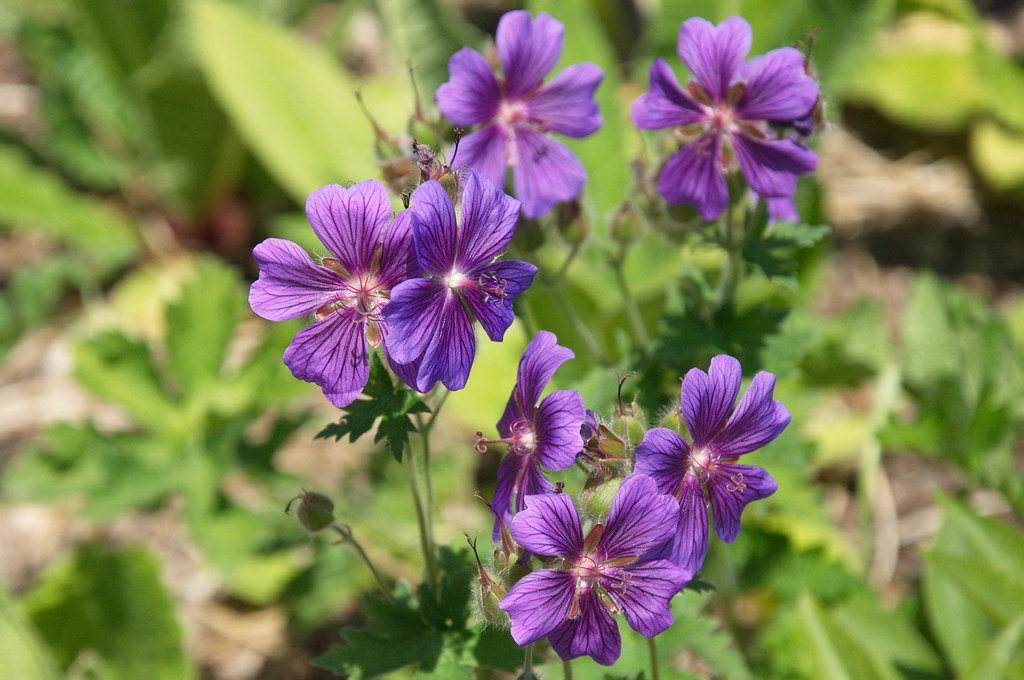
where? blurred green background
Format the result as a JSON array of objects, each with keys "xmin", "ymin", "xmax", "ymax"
[{"xmin": 1, "ymin": 0, "xmax": 1023, "ymax": 678}]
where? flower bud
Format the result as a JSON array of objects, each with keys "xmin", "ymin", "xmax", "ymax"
[
  {"xmin": 286, "ymin": 491, "xmax": 335, "ymax": 533},
  {"xmin": 658, "ymin": 408, "xmax": 685, "ymax": 435},
  {"xmin": 439, "ymin": 169, "xmax": 461, "ymax": 205},
  {"xmin": 613, "ymin": 403, "xmax": 647, "ymax": 450},
  {"xmin": 555, "ymin": 199, "xmax": 589, "ymax": 245},
  {"xmin": 610, "ymin": 203, "xmax": 642, "ymax": 245},
  {"xmin": 581, "ymin": 476, "xmax": 621, "ymax": 519}
]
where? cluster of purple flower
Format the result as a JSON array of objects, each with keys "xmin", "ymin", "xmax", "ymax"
[{"xmin": 474, "ymin": 333, "xmax": 789, "ymax": 665}]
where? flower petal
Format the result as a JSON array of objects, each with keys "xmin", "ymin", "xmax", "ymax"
[
  {"xmin": 409, "ymin": 180, "xmax": 458, "ymax": 275},
  {"xmin": 682, "ymin": 354, "xmax": 742, "ymax": 447},
  {"xmin": 496, "ymin": 10, "xmax": 564, "ymax": 97},
  {"xmin": 491, "ymin": 452, "xmax": 553, "ymax": 540},
  {"xmin": 667, "ymin": 475, "xmax": 710, "ymax": 575},
  {"xmin": 512, "ymin": 127, "xmax": 585, "ymax": 218},
  {"xmin": 455, "ymin": 125, "xmax": 508, "ymax": 190},
  {"xmin": 534, "ymin": 389, "xmax": 585, "ymax": 471},
  {"xmin": 376, "ymin": 209, "xmax": 417, "ymax": 289},
  {"xmin": 599, "ymin": 474, "xmax": 680, "ymax": 561},
  {"xmin": 731, "ymin": 133, "xmax": 816, "ymax": 198},
  {"xmin": 415, "ymin": 292, "xmax": 476, "ymax": 391},
  {"xmin": 436, "ymin": 47, "xmax": 501, "ymax": 126},
  {"xmin": 657, "ymin": 133, "xmax": 727, "ymax": 221},
  {"xmin": 526, "ymin": 63, "xmax": 603, "ymax": 138},
  {"xmin": 548, "ymin": 589, "xmax": 621, "ymax": 666},
  {"xmin": 605, "ymin": 559, "xmax": 690, "ymax": 637},
  {"xmin": 634, "ymin": 427, "xmax": 690, "ymax": 498},
  {"xmin": 499, "ymin": 569, "xmax": 575, "ymax": 645},
  {"xmin": 305, "ymin": 180, "xmax": 391, "ymax": 275},
  {"xmin": 380, "ymin": 278, "xmax": 447, "ymax": 365},
  {"xmin": 631, "ymin": 58, "xmax": 706, "ymax": 129},
  {"xmin": 282, "ymin": 308, "xmax": 368, "ymax": 408},
  {"xmin": 465, "ymin": 259, "xmax": 538, "ymax": 342},
  {"xmin": 708, "ymin": 463, "xmax": 777, "ymax": 542},
  {"xmin": 510, "ymin": 491, "xmax": 583, "ymax": 558},
  {"xmin": 713, "ymin": 371, "xmax": 791, "ymax": 456},
  {"xmin": 759, "ymin": 193, "xmax": 799, "ymax": 222},
  {"xmin": 500, "ymin": 331, "xmax": 575, "ymax": 433},
  {"xmin": 249, "ymin": 238, "xmax": 345, "ymax": 321},
  {"xmin": 678, "ymin": 16, "xmax": 751, "ymax": 101},
  {"xmin": 455, "ymin": 170, "xmax": 521, "ymax": 272},
  {"xmin": 735, "ymin": 46, "xmax": 818, "ymax": 122}
]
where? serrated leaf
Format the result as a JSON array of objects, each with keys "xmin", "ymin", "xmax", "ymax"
[
  {"xmin": 743, "ymin": 221, "xmax": 830, "ymax": 283},
  {"xmin": 191, "ymin": 0, "xmax": 377, "ymax": 202},
  {"xmin": 21, "ymin": 545, "xmax": 191, "ymax": 680}
]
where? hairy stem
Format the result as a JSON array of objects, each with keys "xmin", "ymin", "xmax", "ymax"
[
  {"xmin": 562, "ymin": 659, "xmax": 574, "ymax": 680},
  {"xmin": 523, "ymin": 643, "xmax": 535, "ymax": 678},
  {"xmin": 331, "ymin": 524, "xmax": 395, "ymax": 603},
  {"xmin": 647, "ymin": 635, "xmax": 661, "ymax": 680}
]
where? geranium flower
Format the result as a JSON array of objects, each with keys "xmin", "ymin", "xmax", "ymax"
[
  {"xmin": 635, "ymin": 354, "xmax": 789, "ymax": 575},
  {"xmin": 631, "ymin": 16, "xmax": 818, "ymax": 220},
  {"xmin": 474, "ymin": 331, "xmax": 584, "ymax": 537},
  {"xmin": 436, "ymin": 10, "xmax": 603, "ymax": 218},
  {"xmin": 499, "ymin": 475, "xmax": 691, "ymax": 665},
  {"xmin": 248, "ymin": 180, "xmax": 415, "ymax": 407},
  {"xmin": 382, "ymin": 170, "xmax": 537, "ymax": 391}
]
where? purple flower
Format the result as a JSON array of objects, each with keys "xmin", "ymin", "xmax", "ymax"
[
  {"xmin": 635, "ymin": 354, "xmax": 789, "ymax": 575},
  {"xmin": 436, "ymin": 10, "xmax": 603, "ymax": 218},
  {"xmin": 631, "ymin": 16, "xmax": 818, "ymax": 220},
  {"xmin": 382, "ymin": 170, "xmax": 538, "ymax": 392},
  {"xmin": 248, "ymin": 180, "xmax": 415, "ymax": 407},
  {"xmin": 499, "ymin": 474, "xmax": 691, "ymax": 665},
  {"xmin": 475, "ymin": 331, "xmax": 584, "ymax": 538}
]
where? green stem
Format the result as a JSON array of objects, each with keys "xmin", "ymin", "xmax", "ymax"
[
  {"xmin": 523, "ymin": 643, "xmax": 535, "ymax": 678},
  {"xmin": 562, "ymin": 659, "xmax": 573, "ymax": 680},
  {"xmin": 542, "ymin": 275, "xmax": 611, "ymax": 365},
  {"xmin": 647, "ymin": 635, "xmax": 661, "ymax": 680},
  {"xmin": 331, "ymin": 524, "xmax": 395, "ymax": 603},
  {"xmin": 714, "ymin": 206, "xmax": 744, "ymax": 311},
  {"xmin": 610, "ymin": 247, "xmax": 651, "ymax": 353},
  {"xmin": 414, "ymin": 413, "xmax": 436, "ymax": 570},
  {"xmin": 552, "ymin": 240, "xmax": 583, "ymax": 285},
  {"xmin": 405, "ymin": 441, "xmax": 439, "ymax": 591}
]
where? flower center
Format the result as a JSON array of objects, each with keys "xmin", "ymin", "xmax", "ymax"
[
  {"xmin": 444, "ymin": 270, "xmax": 470, "ymax": 289},
  {"xmin": 709, "ymin": 104, "xmax": 735, "ymax": 132},
  {"xmin": 496, "ymin": 99, "xmax": 529, "ymax": 128}
]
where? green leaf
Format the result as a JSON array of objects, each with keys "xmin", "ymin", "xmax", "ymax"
[
  {"xmin": 0, "ymin": 144, "xmax": 139, "ymax": 271},
  {"xmin": 191, "ymin": 0, "xmax": 377, "ymax": 202},
  {"xmin": 21, "ymin": 545, "xmax": 191, "ymax": 680},
  {"xmin": 316, "ymin": 355, "xmax": 430, "ymax": 461},
  {"xmin": 963, "ymin": 615, "xmax": 1024, "ymax": 680},
  {"xmin": 926, "ymin": 553, "xmax": 1024, "ymax": 625},
  {"xmin": 472, "ymin": 627, "xmax": 522, "ymax": 673},
  {"xmin": 970, "ymin": 119, "xmax": 1024, "ymax": 192},
  {"xmin": 165, "ymin": 257, "xmax": 243, "ymax": 396},
  {"xmin": 743, "ymin": 220, "xmax": 830, "ymax": 284},
  {"xmin": 0, "ymin": 588, "xmax": 59, "ymax": 680},
  {"xmin": 902, "ymin": 273, "xmax": 960, "ymax": 385}
]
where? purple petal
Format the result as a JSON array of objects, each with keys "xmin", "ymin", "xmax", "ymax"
[
  {"xmin": 506, "ymin": 331, "xmax": 575, "ymax": 428},
  {"xmin": 632, "ymin": 58, "xmax": 707, "ymax": 129},
  {"xmin": 759, "ymin": 193, "xmax": 799, "ymax": 222},
  {"xmin": 604, "ymin": 559, "xmax": 690, "ymax": 637},
  {"xmin": 455, "ymin": 170, "xmax": 521, "ymax": 272},
  {"xmin": 380, "ymin": 278, "xmax": 447, "ymax": 365},
  {"xmin": 249, "ymin": 238, "xmax": 345, "ymax": 321},
  {"xmin": 657, "ymin": 133, "xmax": 727, "ymax": 221},
  {"xmin": 496, "ymin": 10, "xmax": 564, "ymax": 97},
  {"xmin": 387, "ymin": 354, "xmax": 421, "ymax": 392},
  {"xmin": 509, "ymin": 492, "xmax": 583, "ymax": 558},
  {"xmin": 491, "ymin": 452, "xmax": 554, "ymax": 540},
  {"xmin": 305, "ymin": 181, "xmax": 391, "ymax": 275},
  {"xmin": 731, "ymin": 133, "xmax": 817, "ymax": 198},
  {"xmin": 682, "ymin": 354, "xmax": 742, "ymax": 447},
  {"xmin": 708, "ymin": 463, "xmax": 777, "ymax": 542},
  {"xmin": 414, "ymin": 292, "xmax": 475, "ymax": 391},
  {"xmin": 499, "ymin": 569, "xmax": 575, "ymax": 645},
  {"xmin": 634, "ymin": 427, "xmax": 689, "ymax": 497},
  {"xmin": 599, "ymin": 474, "xmax": 680, "ymax": 561},
  {"xmin": 455, "ymin": 125, "xmax": 508, "ymax": 189},
  {"xmin": 376, "ymin": 209, "xmax": 417, "ymax": 288},
  {"xmin": 408, "ymin": 180, "xmax": 458, "ymax": 275},
  {"xmin": 678, "ymin": 16, "xmax": 751, "ymax": 101},
  {"xmin": 464, "ymin": 259, "xmax": 538, "ymax": 342},
  {"xmin": 735, "ymin": 47, "xmax": 818, "ymax": 122},
  {"xmin": 669, "ymin": 475, "xmax": 710, "ymax": 574},
  {"xmin": 713, "ymin": 371, "xmax": 791, "ymax": 456},
  {"xmin": 282, "ymin": 308, "xmax": 368, "ymax": 408},
  {"xmin": 534, "ymin": 389, "xmax": 585, "ymax": 471},
  {"xmin": 436, "ymin": 47, "xmax": 501, "ymax": 126},
  {"xmin": 526, "ymin": 63, "xmax": 603, "ymax": 138},
  {"xmin": 548, "ymin": 589, "xmax": 620, "ymax": 666},
  {"xmin": 512, "ymin": 127, "xmax": 585, "ymax": 218}
]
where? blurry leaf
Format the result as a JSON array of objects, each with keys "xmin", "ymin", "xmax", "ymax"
[
  {"xmin": 372, "ymin": 0, "xmax": 484, "ymax": 94},
  {"xmin": 70, "ymin": 0, "xmax": 170, "ymax": 85},
  {"xmin": 798, "ymin": 593, "xmax": 902, "ymax": 680},
  {"xmin": 0, "ymin": 145, "xmax": 139, "ymax": 271},
  {"xmin": 902, "ymin": 273, "xmax": 960, "ymax": 385},
  {"xmin": 963, "ymin": 616, "xmax": 1024, "ymax": 680},
  {"xmin": 529, "ymin": 0, "xmax": 629, "ymax": 239},
  {"xmin": 166, "ymin": 257, "xmax": 243, "ymax": 396},
  {"xmin": 830, "ymin": 593, "xmax": 943, "ymax": 674},
  {"xmin": 927, "ymin": 552, "xmax": 1024, "ymax": 625},
  {"xmin": 0, "ymin": 589, "xmax": 59, "ymax": 680},
  {"xmin": 22, "ymin": 545, "xmax": 191, "ymax": 680},
  {"xmin": 743, "ymin": 220, "xmax": 830, "ymax": 284},
  {"xmin": 191, "ymin": 0, "xmax": 377, "ymax": 201},
  {"xmin": 471, "ymin": 628, "xmax": 521, "ymax": 672},
  {"xmin": 316, "ymin": 355, "xmax": 430, "ymax": 462},
  {"xmin": 970, "ymin": 120, "xmax": 1024, "ymax": 192},
  {"xmin": 975, "ymin": 46, "xmax": 1024, "ymax": 132}
]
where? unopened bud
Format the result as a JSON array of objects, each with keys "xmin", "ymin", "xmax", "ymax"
[
  {"xmin": 286, "ymin": 491, "xmax": 335, "ymax": 533},
  {"xmin": 613, "ymin": 406, "xmax": 647, "ymax": 450},
  {"xmin": 439, "ymin": 169, "xmax": 460, "ymax": 205},
  {"xmin": 581, "ymin": 476, "xmax": 621, "ymax": 519},
  {"xmin": 610, "ymin": 203, "xmax": 642, "ymax": 245},
  {"xmin": 512, "ymin": 215, "xmax": 544, "ymax": 252},
  {"xmin": 659, "ymin": 408, "xmax": 685, "ymax": 435},
  {"xmin": 555, "ymin": 200, "xmax": 588, "ymax": 245},
  {"xmin": 508, "ymin": 558, "xmax": 531, "ymax": 587}
]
